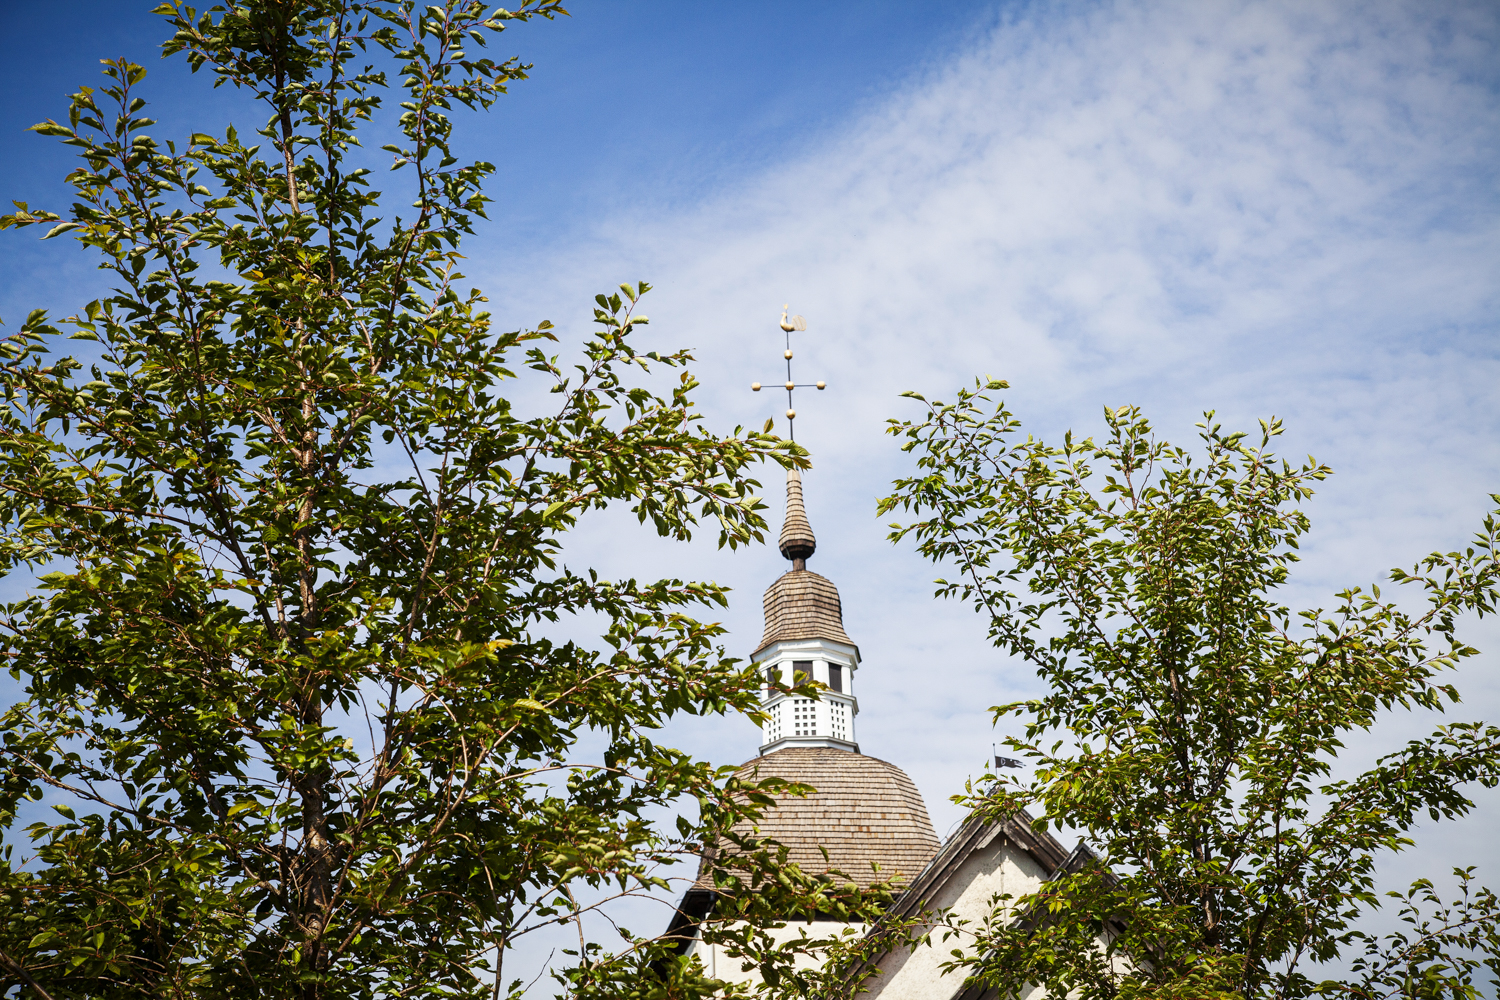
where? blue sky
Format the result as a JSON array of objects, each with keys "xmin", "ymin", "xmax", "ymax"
[
  {"xmin": 3, "ymin": 0, "xmax": 1500, "ymax": 987},
  {"xmin": 0, "ymin": 1, "xmax": 985, "ymax": 266}
]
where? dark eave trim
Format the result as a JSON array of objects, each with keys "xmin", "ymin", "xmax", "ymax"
[{"xmin": 659, "ymin": 887, "xmax": 716, "ymax": 958}]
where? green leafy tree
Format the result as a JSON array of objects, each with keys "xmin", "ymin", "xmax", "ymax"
[
  {"xmin": 0, "ymin": 3, "xmax": 885, "ymax": 997},
  {"xmin": 879, "ymin": 379, "xmax": 1500, "ymax": 1000}
]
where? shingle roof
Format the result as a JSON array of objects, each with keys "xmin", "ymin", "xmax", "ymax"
[
  {"xmin": 754, "ymin": 569, "xmax": 856, "ymax": 656},
  {"xmin": 696, "ymin": 747, "xmax": 939, "ymax": 890},
  {"xmin": 779, "ymin": 468, "xmax": 817, "ymax": 561},
  {"xmin": 755, "ymin": 468, "xmax": 857, "ymax": 656}
]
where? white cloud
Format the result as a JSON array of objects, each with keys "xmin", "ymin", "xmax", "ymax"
[{"xmin": 481, "ymin": 0, "xmax": 1500, "ymax": 980}]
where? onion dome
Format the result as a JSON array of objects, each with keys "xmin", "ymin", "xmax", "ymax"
[{"xmin": 696, "ymin": 747, "xmax": 940, "ymax": 890}]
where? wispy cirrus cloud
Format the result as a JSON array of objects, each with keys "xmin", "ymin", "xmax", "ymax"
[
  {"xmin": 485, "ymin": 0, "xmax": 1500, "ymax": 837},
  {"xmin": 468, "ymin": 0, "xmax": 1500, "ymax": 986}
]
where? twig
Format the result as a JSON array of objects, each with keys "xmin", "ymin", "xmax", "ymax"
[{"xmin": 0, "ymin": 945, "xmax": 59, "ymax": 1000}]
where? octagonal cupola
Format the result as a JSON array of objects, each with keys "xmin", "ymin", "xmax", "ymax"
[{"xmin": 755, "ymin": 469, "xmax": 859, "ymax": 753}]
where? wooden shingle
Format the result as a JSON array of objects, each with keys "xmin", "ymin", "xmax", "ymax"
[
  {"xmin": 698, "ymin": 747, "xmax": 940, "ymax": 890},
  {"xmin": 754, "ymin": 569, "xmax": 856, "ymax": 656},
  {"xmin": 779, "ymin": 468, "xmax": 817, "ymax": 561}
]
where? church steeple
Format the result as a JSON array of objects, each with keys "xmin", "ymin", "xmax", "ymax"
[
  {"xmin": 663, "ymin": 306, "xmax": 942, "ymax": 986},
  {"xmin": 755, "ymin": 469, "xmax": 859, "ymax": 753}
]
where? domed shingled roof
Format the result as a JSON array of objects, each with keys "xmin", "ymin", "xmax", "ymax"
[
  {"xmin": 696, "ymin": 747, "xmax": 939, "ymax": 890},
  {"xmin": 754, "ymin": 568, "xmax": 856, "ymax": 657}
]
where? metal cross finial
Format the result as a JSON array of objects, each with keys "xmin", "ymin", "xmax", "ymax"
[{"xmin": 750, "ymin": 304, "xmax": 826, "ymax": 441}]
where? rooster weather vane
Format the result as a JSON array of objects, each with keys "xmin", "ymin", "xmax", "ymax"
[{"xmin": 750, "ymin": 305, "xmax": 826, "ymax": 441}]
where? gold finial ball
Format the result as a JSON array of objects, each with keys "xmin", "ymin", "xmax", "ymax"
[
  {"xmin": 816, "ymin": 381, "xmax": 826, "ymax": 390},
  {"xmin": 751, "ymin": 382, "xmax": 761, "ymax": 391},
  {"xmin": 784, "ymin": 380, "xmax": 794, "ymax": 391},
  {"xmin": 784, "ymin": 349, "xmax": 793, "ymax": 359},
  {"xmin": 786, "ymin": 408, "xmax": 796, "ymax": 419}
]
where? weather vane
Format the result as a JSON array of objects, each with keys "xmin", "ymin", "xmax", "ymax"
[{"xmin": 751, "ymin": 305, "xmax": 826, "ymax": 440}]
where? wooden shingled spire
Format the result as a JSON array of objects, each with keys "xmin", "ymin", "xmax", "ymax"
[
  {"xmin": 756, "ymin": 468, "xmax": 856, "ymax": 657},
  {"xmin": 778, "ymin": 468, "xmax": 817, "ymax": 568}
]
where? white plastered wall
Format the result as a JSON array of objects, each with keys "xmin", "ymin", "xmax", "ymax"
[
  {"xmin": 682, "ymin": 919, "xmax": 868, "ymax": 986},
  {"xmin": 860, "ymin": 833, "xmax": 1051, "ymax": 1000}
]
